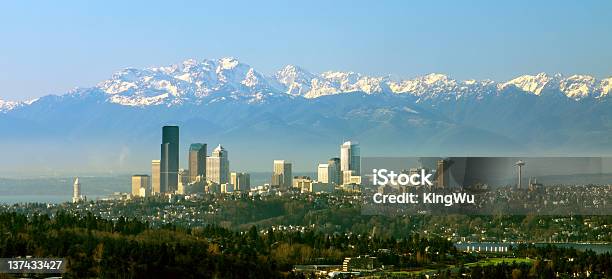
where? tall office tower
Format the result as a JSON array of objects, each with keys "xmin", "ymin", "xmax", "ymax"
[
  {"xmin": 72, "ymin": 177, "xmax": 82, "ymax": 203},
  {"xmin": 328, "ymin": 157, "xmax": 341, "ymax": 186},
  {"xmin": 160, "ymin": 126, "xmax": 179, "ymax": 193},
  {"xmin": 131, "ymin": 175, "xmax": 150, "ymax": 197},
  {"xmin": 188, "ymin": 143, "xmax": 207, "ymax": 183},
  {"xmin": 436, "ymin": 160, "xmax": 448, "ymax": 188},
  {"xmin": 230, "ymin": 172, "xmax": 251, "ymax": 192},
  {"xmin": 151, "ymin": 160, "xmax": 161, "ymax": 194},
  {"xmin": 340, "ymin": 141, "xmax": 361, "ymax": 176},
  {"xmin": 271, "ymin": 173, "xmax": 284, "ymax": 188},
  {"xmin": 206, "ymin": 145, "xmax": 229, "ymax": 184},
  {"xmin": 317, "ymin": 163, "xmax": 329, "ymax": 183},
  {"xmin": 273, "ymin": 160, "xmax": 292, "ymax": 190}
]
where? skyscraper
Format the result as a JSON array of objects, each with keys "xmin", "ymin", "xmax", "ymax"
[
  {"xmin": 188, "ymin": 143, "xmax": 207, "ymax": 183},
  {"xmin": 273, "ymin": 160, "xmax": 292, "ymax": 190},
  {"xmin": 160, "ymin": 126, "xmax": 179, "ymax": 193},
  {"xmin": 131, "ymin": 175, "xmax": 150, "ymax": 197},
  {"xmin": 317, "ymin": 163, "xmax": 329, "ymax": 183},
  {"xmin": 230, "ymin": 172, "xmax": 251, "ymax": 192},
  {"xmin": 436, "ymin": 160, "xmax": 448, "ymax": 188},
  {"xmin": 328, "ymin": 157, "xmax": 341, "ymax": 186},
  {"xmin": 206, "ymin": 144, "xmax": 229, "ymax": 184},
  {"xmin": 340, "ymin": 141, "xmax": 360, "ymax": 177},
  {"xmin": 151, "ymin": 160, "xmax": 160, "ymax": 194},
  {"xmin": 72, "ymin": 177, "xmax": 82, "ymax": 203}
]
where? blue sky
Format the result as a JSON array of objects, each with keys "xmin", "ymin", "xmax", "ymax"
[{"xmin": 1, "ymin": 0, "xmax": 611, "ymax": 101}]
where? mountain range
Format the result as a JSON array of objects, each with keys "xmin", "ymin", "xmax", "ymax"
[{"xmin": 1, "ymin": 57, "xmax": 611, "ymax": 175}]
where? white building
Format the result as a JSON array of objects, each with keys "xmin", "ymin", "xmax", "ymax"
[
  {"xmin": 317, "ymin": 163, "xmax": 329, "ymax": 183},
  {"xmin": 340, "ymin": 141, "xmax": 360, "ymax": 177},
  {"xmin": 72, "ymin": 177, "xmax": 83, "ymax": 203},
  {"xmin": 206, "ymin": 145, "xmax": 229, "ymax": 184}
]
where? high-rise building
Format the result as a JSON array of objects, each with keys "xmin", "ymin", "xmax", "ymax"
[
  {"xmin": 271, "ymin": 173, "xmax": 284, "ymax": 188},
  {"xmin": 317, "ymin": 163, "xmax": 329, "ymax": 183},
  {"xmin": 160, "ymin": 126, "xmax": 179, "ymax": 193},
  {"xmin": 436, "ymin": 160, "xmax": 448, "ymax": 188},
  {"xmin": 340, "ymin": 141, "xmax": 360, "ymax": 178},
  {"xmin": 131, "ymin": 175, "xmax": 150, "ymax": 197},
  {"xmin": 231, "ymin": 172, "xmax": 251, "ymax": 192},
  {"xmin": 328, "ymin": 157, "xmax": 341, "ymax": 186},
  {"xmin": 273, "ymin": 160, "xmax": 292, "ymax": 190},
  {"xmin": 206, "ymin": 144, "xmax": 229, "ymax": 184},
  {"xmin": 151, "ymin": 160, "xmax": 161, "ymax": 194},
  {"xmin": 72, "ymin": 177, "xmax": 82, "ymax": 203},
  {"xmin": 188, "ymin": 143, "xmax": 207, "ymax": 183}
]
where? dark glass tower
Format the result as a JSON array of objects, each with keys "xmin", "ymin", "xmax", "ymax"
[{"xmin": 160, "ymin": 126, "xmax": 179, "ymax": 193}]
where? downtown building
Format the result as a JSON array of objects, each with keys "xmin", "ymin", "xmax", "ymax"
[
  {"xmin": 231, "ymin": 172, "xmax": 251, "ymax": 192},
  {"xmin": 328, "ymin": 157, "xmax": 341, "ymax": 186},
  {"xmin": 131, "ymin": 174, "xmax": 150, "ymax": 197},
  {"xmin": 272, "ymin": 160, "xmax": 292, "ymax": 190},
  {"xmin": 206, "ymin": 144, "xmax": 229, "ymax": 184},
  {"xmin": 188, "ymin": 143, "xmax": 207, "ymax": 183},
  {"xmin": 340, "ymin": 141, "xmax": 360, "ymax": 184},
  {"xmin": 160, "ymin": 126, "xmax": 179, "ymax": 193},
  {"xmin": 151, "ymin": 160, "xmax": 161, "ymax": 194}
]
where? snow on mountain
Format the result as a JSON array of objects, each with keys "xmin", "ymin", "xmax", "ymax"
[
  {"xmin": 390, "ymin": 73, "xmax": 460, "ymax": 97},
  {"xmin": 275, "ymin": 66, "xmax": 392, "ymax": 98},
  {"xmin": 0, "ymin": 99, "xmax": 20, "ymax": 113},
  {"xmin": 97, "ymin": 57, "xmax": 281, "ymax": 106},
  {"xmin": 598, "ymin": 77, "xmax": 612, "ymax": 98},
  {"xmin": 275, "ymin": 65, "xmax": 317, "ymax": 96},
  {"xmin": 498, "ymin": 73, "xmax": 561, "ymax": 95},
  {"xmin": 559, "ymin": 75, "xmax": 596, "ymax": 100},
  {"xmin": 497, "ymin": 73, "xmax": 612, "ymax": 100},
  {"xmin": 13, "ymin": 57, "xmax": 604, "ymax": 108}
]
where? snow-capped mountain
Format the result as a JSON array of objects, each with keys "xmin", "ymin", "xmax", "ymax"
[
  {"xmin": 87, "ymin": 57, "xmax": 612, "ymax": 107},
  {"xmin": 0, "ymin": 99, "xmax": 19, "ymax": 113},
  {"xmin": 499, "ymin": 73, "xmax": 612, "ymax": 100},
  {"xmin": 1, "ymin": 57, "xmax": 610, "ymax": 111},
  {"xmin": 97, "ymin": 57, "xmax": 283, "ymax": 106},
  {"xmin": 1, "ymin": 57, "xmax": 612, "ymax": 173}
]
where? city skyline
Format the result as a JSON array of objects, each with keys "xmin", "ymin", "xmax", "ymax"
[{"xmin": 143, "ymin": 125, "xmax": 362, "ymax": 195}]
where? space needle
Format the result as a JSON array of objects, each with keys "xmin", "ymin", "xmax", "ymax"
[{"xmin": 514, "ymin": 160, "xmax": 525, "ymax": 190}]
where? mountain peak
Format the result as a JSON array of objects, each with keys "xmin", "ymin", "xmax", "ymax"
[
  {"xmin": 500, "ymin": 72, "xmax": 560, "ymax": 95},
  {"xmin": 40, "ymin": 57, "xmax": 612, "ymax": 107},
  {"xmin": 275, "ymin": 65, "xmax": 317, "ymax": 96},
  {"xmin": 423, "ymin": 73, "xmax": 451, "ymax": 84},
  {"xmin": 559, "ymin": 74, "xmax": 597, "ymax": 100},
  {"xmin": 0, "ymin": 99, "xmax": 17, "ymax": 112},
  {"xmin": 218, "ymin": 57, "xmax": 241, "ymax": 70}
]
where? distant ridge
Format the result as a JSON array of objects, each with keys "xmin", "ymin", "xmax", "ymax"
[{"xmin": 1, "ymin": 57, "xmax": 612, "ymax": 173}]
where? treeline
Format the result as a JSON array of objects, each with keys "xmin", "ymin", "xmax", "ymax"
[
  {"xmin": 0, "ymin": 211, "xmax": 458, "ymax": 278},
  {"xmin": 0, "ymin": 212, "xmax": 279, "ymax": 278}
]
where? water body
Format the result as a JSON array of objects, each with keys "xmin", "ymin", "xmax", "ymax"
[
  {"xmin": 456, "ymin": 242, "xmax": 612, "ymax": 254},
  {"xmin": 0, "ymin": 172, "xmax": 317, "ymax": 204},
  {"xmin": 0, "ymin": 194, "xmax": 107, "ymax": 204}
]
